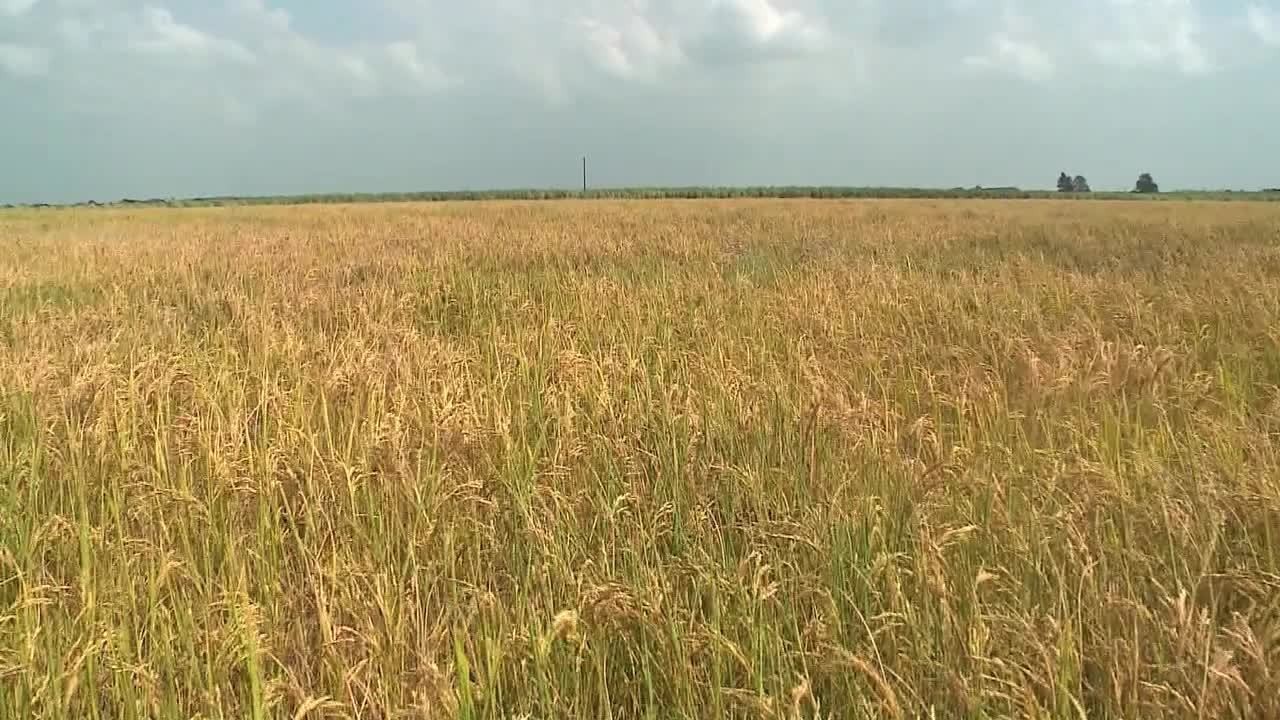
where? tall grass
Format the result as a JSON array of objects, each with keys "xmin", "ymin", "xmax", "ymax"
[{"xmin": 2, "ymin": 199, "xmax": 1278, "ymax": 719}]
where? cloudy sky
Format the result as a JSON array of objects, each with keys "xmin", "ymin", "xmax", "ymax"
[{"xmin": 2, "ymin": 0, "xmax": 1278, "ymax": 202}]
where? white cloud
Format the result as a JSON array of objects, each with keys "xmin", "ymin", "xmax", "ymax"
[
  {"xmin": 0, "ymin": 0, "xmax": 38, "ymax": 17},
  {"xmin": 578, "ymin": 13, "xmax": 682, "ymax": 80},
  {"xmin": 130, "ymin": 7, "xmax": 255, "ymax": 64},
  {"xmin": 234, "ymin": 0, "xmax": 290, "ymax": 33},
  {"xmin": 958, "ymin": 6, "xmax": 1054, "ymax": 82},
  {"xmin": 0, "ymin": 42, "xmax": 48, "ymax": 77},
  {"xmin": 0, "ymin": 0, "xmax": 1256, "ymax": 101},
  {"xmin": 386, "ymin": 41, "xmax": 455, "ymax": 91},
  {"xmin": 965, "ymin": 33, "xmax": 1055, "ymax": 81},
  {"xmin": 1249, "ymin": 5, "xmax": 1280, "ymax": 45},
  {"xmin": 581, "ymin": 19, "xmax": 635, "ymax": 77},
  {"xmin": 719, "ymin": 0, "xmax": 819, "ymax": 45},
  {"xmin": 55, "ymin": 16, "xmax": 101, "ymax": 50},
  {"xmin": 228, "ymin": 0, "xmax": 454, "ymax": 100},
  {"xmin": 566, "ymin": 0, "xmax": 830, "ymax": 81},
  {"xmin": 691, "ymin": 0, "xmax": 830, "ymax": 62},
  {"xmin": 1090, "ymin": 0, "xmax": 1211, "ymax": 74}
]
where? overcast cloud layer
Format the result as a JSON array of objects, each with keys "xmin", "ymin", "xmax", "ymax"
[{"xmin": 2, "ymin": 0, "xmax": 1278, "ymax": 202}]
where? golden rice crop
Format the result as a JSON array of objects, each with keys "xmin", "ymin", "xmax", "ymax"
[{"xmin": 2, "ymin": 199, "xmax": 1278, "ymax": 719}]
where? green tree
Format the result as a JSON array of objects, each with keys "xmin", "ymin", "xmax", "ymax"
[
  {"xmin": 1135, "ymin": 173, "xmax": 1159, "ymax": 193},
  {"xmin": 1057, "ymin": 172, "xmax": 1074, "ymax": 193},
  {"xmin": 1072, "ymin": 175, "xmax": 1091, "ymax": 192}
]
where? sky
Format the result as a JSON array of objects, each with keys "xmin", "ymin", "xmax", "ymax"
[{"xmin": 2, "ymin": 0, "xmax": 1279, "ymax": 203}]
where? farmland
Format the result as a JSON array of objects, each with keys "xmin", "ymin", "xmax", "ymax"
[{"xmin": 2, "ymin": 199, "xmax": 1279, "ymax": 719}]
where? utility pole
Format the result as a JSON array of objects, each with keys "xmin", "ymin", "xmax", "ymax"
[{"xmin": 582, "ymin": 156, "xmax": 587, "ymax": 193}]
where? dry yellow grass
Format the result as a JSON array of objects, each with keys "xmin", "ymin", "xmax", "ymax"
[{"xmin": 2, "ymin": 199, "xmax": 1279, "ymax": 719}]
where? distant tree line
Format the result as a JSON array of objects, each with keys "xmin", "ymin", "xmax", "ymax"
[
  {"xmin": 1057, "ymin": 172, "xmax": 1160, "ymax": 194},
  {"xmin": 12, "ymin": 178, "xmax": 1280, "ymax": 210},
  {"xmin": 1057, "ymin": 172, "xmax": 1091, "ymax": 193}
]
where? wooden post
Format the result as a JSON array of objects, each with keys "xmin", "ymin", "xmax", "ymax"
[{"xmin": 582, "ymin": 156, "xmax": 587, "ymax": 193}]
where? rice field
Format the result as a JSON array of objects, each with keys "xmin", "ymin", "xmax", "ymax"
[{"xmin": 2, "ymin": 199, "xmax": 1278, "ymax": 719}]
